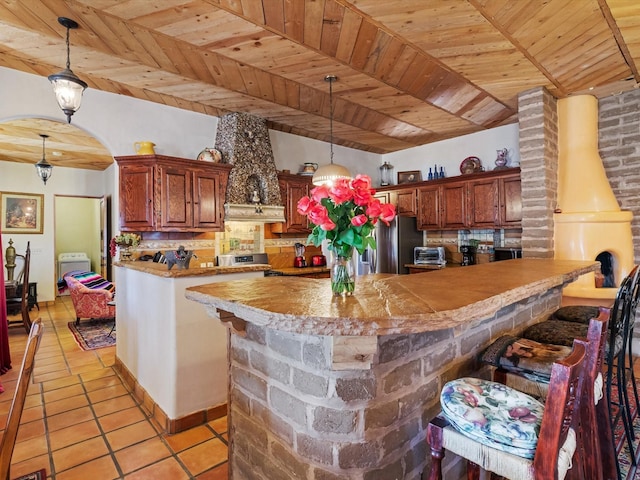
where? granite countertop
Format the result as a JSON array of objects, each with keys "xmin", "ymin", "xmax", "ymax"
[
  {"xmin": 271, "ymin": 266, "xmax": 331, "ymax": 276},
  {"xmin": 114, "ymin": 260, "xmax": 271, "ymax": 278},
  {"xmin": 186, "ymin": 258, "xmax": 598, "ymax": 336}
]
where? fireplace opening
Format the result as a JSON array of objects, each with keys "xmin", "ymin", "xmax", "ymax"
[{"xmin": 595, "ymin": 251, "xmax": 615, "ymax": 288}]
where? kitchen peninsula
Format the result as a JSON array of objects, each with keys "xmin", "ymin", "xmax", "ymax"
[
  {"xmin": 185, "ymin": 258, "xmax": 597, "ymax": 479},
  {"xmin": 113, "ymin": 261, "xmax": 270, "ymax": 433}
]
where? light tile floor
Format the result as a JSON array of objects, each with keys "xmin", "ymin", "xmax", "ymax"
[{"xmin": 1, "ymin": 296, "xmax": 229, "ymax": 479}]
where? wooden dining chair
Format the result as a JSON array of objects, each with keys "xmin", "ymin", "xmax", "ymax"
[
  {"xmin": 0, "ymin": 318, "xmax": 43, "ymax": 480},
  {"xmin": 427, "ymin": 337, "xmax": 590, "ymax": 480},
  {"xmin": 6, "ymin": 242, "xmax": 31, "ymax": 334}
]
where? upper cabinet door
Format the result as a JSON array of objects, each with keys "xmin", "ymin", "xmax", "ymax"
[
  {"xmin": 500, "ymin": 174, "xmax": 522, "ymax": 226},
  {"xmin": 193, "ymin": 169, "xmax": 225, "ymax": 230},
  {"xmin": 119, "ymin": 163, "xmax": 155, "ymax": 230},
  {"xmin": 441, "ymin": 182, "xmax": 467, "ymax": 229},
  {"xmin": 396, "ymin": 188, "xmax": 417, "ymax": 216},
  {"xmin": 469, "ymin": 178, "xmax": 499, "ymax": 227},
  {"xmin": 417, "ymin": 185, "xmax": 441, "ymax": 230},
  {"xmin": 159, "ymin": 164, "xmax": 193, "ymax": 229},
  {"xmin": 272, "ymin": 173, "xmax": 312, "ymax": 233}
]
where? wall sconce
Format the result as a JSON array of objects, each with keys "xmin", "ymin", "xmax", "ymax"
[
  {"xmin": 312, "ymin": 75, "xmax": 351, "ymax": 186},
  {"xmin": 48, "ymin": 17, "xmax": 87, "ymax": 124},
  {"xmin": 35, "ymin": 134, "xmax": 53, "ymax": 185}
]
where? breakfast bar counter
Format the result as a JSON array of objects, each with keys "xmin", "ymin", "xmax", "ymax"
[{"xmin": 185, "ymin": 259, "xmax": 597, "ymax": 479}]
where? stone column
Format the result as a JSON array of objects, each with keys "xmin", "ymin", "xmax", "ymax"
[{"xmin": 518, "ymin": 87, "xmax": 558, "ymax": 258}]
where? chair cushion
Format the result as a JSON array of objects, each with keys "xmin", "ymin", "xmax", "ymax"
[
  {"xmin": 440, "ymin": 377, "xmax": 544, "ymax": 458},
  {"xmin": 523, "ymin": 320, "xmax": 623, "ymax": 357},
  {"xmin": 480, "ymin": 336, "xmax": 573, "ymax": 383},
  {"xmin": 551, "ymin": 306, "xmax": 600, "ymax": 324}
]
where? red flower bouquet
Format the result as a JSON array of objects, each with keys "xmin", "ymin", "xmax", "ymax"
[{"xmin": 297, "ymin": 174, "xmax": 396, "ymax": 295}]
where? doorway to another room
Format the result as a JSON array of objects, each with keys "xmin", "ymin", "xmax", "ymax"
[{"xmin": 54, "ymin": 195, "xmax": 109, "ymax": 296}]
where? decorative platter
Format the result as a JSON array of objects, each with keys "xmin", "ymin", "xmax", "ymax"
[{"xmin": 460, "ymin": 156, "xmax": 483, "ymax": 174}]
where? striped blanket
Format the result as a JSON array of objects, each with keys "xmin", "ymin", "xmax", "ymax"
[{"xmin": 60, "ymin": 271, "xmax": 115, "ymax": 294}]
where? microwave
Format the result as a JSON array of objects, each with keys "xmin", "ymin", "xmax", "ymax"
[{"xmin": 414, "ymin": 247, "xmax": 446, "ymax": 265}]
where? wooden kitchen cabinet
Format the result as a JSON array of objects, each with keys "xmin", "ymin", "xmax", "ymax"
[
  {"xmin": 500, "ymin": 173, "xmax": 522, "ymax": 226},
  {"xmin": 118, "ymin": 160, "xmax": 155, "ymax": 230},
  {"xmin": 396, "ymin": 188, "xmax": 417, "ymax": 216},
  {"xmin": 416, "ymin": 184, "xmax": 441, "ymax": 230},
  {"xmin": 271, "ymin": 172, "xmax": 312, "ymax": 233},
  {"xmin": 468, "ymin": 178, "xmax": 500, "ymax": 227},
  {"xmin": 414, "ymin": 168, "xmax": 521, "ymax": 230},
  {"xmin": 441, "ymin": 181, "xmax": 468, "ymax": 229},
  {"xmin": 116, "ymin": 155, "xmax": 231, "ymax": 232}
]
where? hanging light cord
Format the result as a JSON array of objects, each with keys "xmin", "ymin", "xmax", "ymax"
[
  {"xmin": 64, "ymin": 25, "xmax": 71, "ymax": 70},
  {"xmin": 42, "ymin": 135, "xmax": 46, "ymax": 158},
  {"xmin": 326, "ymin": 75, "xmax": 336, "ymax": 164}
]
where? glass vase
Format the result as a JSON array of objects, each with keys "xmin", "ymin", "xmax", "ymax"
[{"xmin": 330, "ymin": 248, "xmax": 356, "ymax": 297}]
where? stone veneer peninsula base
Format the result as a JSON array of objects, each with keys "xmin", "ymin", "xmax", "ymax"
[{"xmin": 186, "ymin": 259, "xmax": 597, "ymax": 480}]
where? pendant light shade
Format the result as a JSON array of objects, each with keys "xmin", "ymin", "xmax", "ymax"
[
  {"xmin": 312, "ymin": 75, "xmax": 351, "ymax": 186},
  {"xmin": 35, "ymin": 134, "xmax": 53, "ymax": 185},
  {"xmin": 48, "ymin": 17, "xmax": 87, "ymax": 124}
]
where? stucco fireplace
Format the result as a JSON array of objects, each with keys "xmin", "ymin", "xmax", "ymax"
[{"xmin": 553, "ymin": 95, "xmax": 634, "ymax": 301}]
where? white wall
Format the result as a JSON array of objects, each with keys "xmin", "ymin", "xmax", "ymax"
[{"xmin": 383, "ymin": 124, "xmax": 520, "ymax": 185}]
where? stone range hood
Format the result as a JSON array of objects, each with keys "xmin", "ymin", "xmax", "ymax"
[
  {"xmin": 554, "ymin": 95, "xmax": 634, "ymax": 300},
  {"xmin": 214, "ymin": 112, "xmax": 285, "ymax": 223}
]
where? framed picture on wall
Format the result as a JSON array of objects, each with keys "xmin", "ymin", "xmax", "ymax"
[
  {"xmin": 397, "ymin": 170, "xmax": 423, "ymax": 184},
  {"xmin": 1, "ymin": 192, "xmax": 44, "ymax": 234}
]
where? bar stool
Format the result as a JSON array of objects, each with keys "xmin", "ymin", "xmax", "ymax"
[
  {"xmin": 427, "ymin": 338, "xmax": 592, "ymax": 480},
  {"xmin": 521, "ymin": 266, "xmax": 640, "ymax": 475},
  {"xmin": 478, "ymin": 308, "xmax": 615, "ymax": 479}
]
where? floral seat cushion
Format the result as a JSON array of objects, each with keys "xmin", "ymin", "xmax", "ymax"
[
  {"xmin": 480, "ymin": 336, "xmax": 573, "ymax": 383},
  {"xmin": 440, "ymin": 377, "xmax": 544, "ymax": 459}
]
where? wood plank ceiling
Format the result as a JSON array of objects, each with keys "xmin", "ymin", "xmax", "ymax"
[{"xmin": 0, "ymin": 0, "xmax": 639, "ymax": 171}]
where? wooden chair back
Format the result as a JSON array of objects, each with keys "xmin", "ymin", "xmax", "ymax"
[
  {"xmin": 19, "ymin": 243, "xmax": 31, "ymax": 330},
  {"xmin": 531, "ymin": 339, "xmax": 588, "ymax": 479},
  {"xmin": 0, "ymin": 318, "xmax": 43, "ymax": 480}
]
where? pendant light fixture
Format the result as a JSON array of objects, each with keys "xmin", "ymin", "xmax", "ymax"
[
  {"xmin": 35, "ymin": 134, "xmax": 53, "ymax": 185},
  {"xmin": 48, "ymin": 17, "xmax": 87, "ymax": 124},
  {"xmin": 312, "ymin": 75, "xmax": 352, "ymax": 186}
]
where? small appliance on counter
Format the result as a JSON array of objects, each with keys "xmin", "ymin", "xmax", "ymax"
[
  {"xmin": 493, "ymin": 247, "xmax": 523, "ymax": 261},
  {"xmin": 414, "ymin": 247, "xmax": 446, "ymax": 266},
  {"xmin": 294, "ymin": 243, "xmax": 307, "ymax": 268},
  {"xmin": 311, "ymin": 255, "xmax": 326, "ymax": 267},
  {"xmin": 216, "ymin": 252, "xmax": 268, "ymax": 266},
  {"xmin": 460, "ymin": 245, "xmax": 477, "ymax": 266}
]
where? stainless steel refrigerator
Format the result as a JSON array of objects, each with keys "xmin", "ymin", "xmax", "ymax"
[{"xmin": 357, "ymin": 216, "xmax": 423, "ymax": 275}]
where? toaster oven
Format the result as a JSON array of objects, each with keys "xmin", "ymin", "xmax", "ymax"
[{"xmin": 414, "ymin": 247, "xmax": 446, "ymax": 265}]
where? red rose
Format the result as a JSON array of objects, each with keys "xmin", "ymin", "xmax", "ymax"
[
  {"xmin": 297, "ymin": 196, "xmax": 314, "ymax": 215},
  {"xmin": 379, "ymin": 203, "xmax": 396, "ymax": 225},
  {"xmin": 351, "ymin": 174, "xmax": 372, "ymax": 192},
  {"xmin": 311, "ymin": 185, "xmax": 330, "ymax": 202},
  {"xmin": 351, "ymin": 214, "xmax": 368, "ymax": 227},
  {"xmin": 329, "ymin": 178, "xmax": 353, "ymax": 204},
  {"xmin": 365, "ymin": 198, "xmax": 382, "ymax": 218}
]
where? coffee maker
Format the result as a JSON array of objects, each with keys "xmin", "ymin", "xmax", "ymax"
[{"xmin": 460, "ymin": 245, "xmax": 477, "ymax": 266}]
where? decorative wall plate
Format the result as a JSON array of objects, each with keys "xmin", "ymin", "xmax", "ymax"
[{"xmin": 460, "ymin": 156, "xmax": 482, "ymax": 174}]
